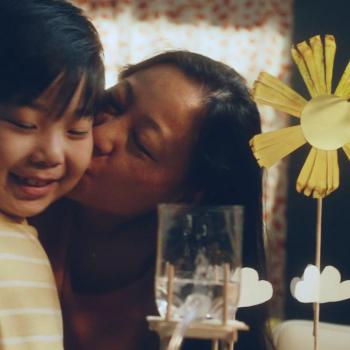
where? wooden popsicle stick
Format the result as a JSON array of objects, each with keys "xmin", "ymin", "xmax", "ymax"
[
  {"xmin": 166, "ymin": 263, "xmax": 175, "ymax": 321},
  {"xmin": 211, "ymin": 339, "xmax": 219, "ymax": 350},
  {"xmin": 223, "ymin": 263, "xmax": 230, "ymax": 325}
]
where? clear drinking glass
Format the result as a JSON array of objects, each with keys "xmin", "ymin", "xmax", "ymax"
[{"xmin": 155, "ymin": 204, "xmax": 243, "ymax": 323}]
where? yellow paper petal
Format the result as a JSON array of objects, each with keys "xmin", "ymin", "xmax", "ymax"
[
  {"xmin": 298, "ymin": 148, "xmax": 327, "ymax": 197},
  {"xmin": 297, "ymin": 147, "xmax": 316, "ymax": 196},
  {"xmin": 326, "ymin": 150, "xmax": 339, "ymax": 196},
  {"xmin": 253, "ymin": 72, "xmax": 307, "ymax": 117},
  {"xmin": 298, "ymin": 40, "xmax": 323, "ymax": 95},
  {"xmin": 325, "ymin": 34, "xmax": 336, "ymax": 94},
  {"xmin": 342, "ymin": 142, "xmax": 350, "ymax": 159},
  {"xmin": 310, "ymin": 35, "xmax": 326, "ymax": 94},
  {"xmin": 313, "ymin": 149, "xmax": 327, "ymax": 198},
  {"xmin": 250, "ymin": 125, "xmax": 306, "ymax": 168},
  {"xmin": 334, "ymin": 61, "xmax": 350, "ymax": 98},
  {"xmin": 297, "ymin": 148, "xmax": 339, "ymax": 198},
  {"xmin": 292, "ymin": 43, "xmax": 317, "ymax": 97},
  {"xmin": 329, "ymin": 151, "xmax": 339, "ymax": 196},
  {"xmin": 326, "ymin": 151, "xmax": 333, "ymax": 196}
]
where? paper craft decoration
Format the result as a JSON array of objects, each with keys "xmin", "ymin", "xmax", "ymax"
[
  {"xmin": 290, "ymin": 265, "xmax": 350, "ymax": 303},
  {"xmin": 249, "ymin": 34, "xmax": 350, "ymax": 350},
  {"xmin": 237, "ymin": 267, "xmax": 273, "ymax": 308},
  {"xmin": 250, "ymin": 34, "xmax": 350, "ymax": 198}
]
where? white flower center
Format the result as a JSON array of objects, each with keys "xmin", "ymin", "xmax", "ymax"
[{"xmin": 300, "ymin": 95, "xmax": 350, "ymax": 150}]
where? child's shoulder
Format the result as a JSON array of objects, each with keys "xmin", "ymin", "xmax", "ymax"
[{"xmin": 0, "ymin": 211, "xmax": 37, "ymax": 238}]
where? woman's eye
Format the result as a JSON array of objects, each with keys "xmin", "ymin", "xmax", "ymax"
[{"xmin": 131, "ymin": 131, "xmax": 155, "ymax": 160}]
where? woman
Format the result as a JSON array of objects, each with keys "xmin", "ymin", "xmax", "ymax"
[{"xmin": 35, "ymin": 51, "xmax": 271, "ymax": 350}]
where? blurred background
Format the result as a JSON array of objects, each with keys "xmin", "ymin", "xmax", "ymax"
[{"xmin": 71, "ymin": 0, "xmax": 350, "ymax": 324}]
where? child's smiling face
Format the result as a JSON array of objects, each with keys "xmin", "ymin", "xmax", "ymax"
[{"xmin": 0, "ymin": 80, "xmax": 93, "ymax": 219}]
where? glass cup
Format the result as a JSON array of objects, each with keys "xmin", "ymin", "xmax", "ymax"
[{"xmin": 155, "ymin": 204, "xmax": 243, "ymax": 323}]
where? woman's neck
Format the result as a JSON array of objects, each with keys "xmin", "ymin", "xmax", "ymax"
[
  {"xmin": 69, "ymin": 206, "xmax": 158, "ymax": 293},
  {"xmin": 78, "ymin": 206, "xmax": 157, "ymax": 237}
]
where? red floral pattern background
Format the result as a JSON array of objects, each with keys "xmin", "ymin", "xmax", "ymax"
[{"xmin": 73, "ymin": 0, "xmax": 294, "ymax": 318}]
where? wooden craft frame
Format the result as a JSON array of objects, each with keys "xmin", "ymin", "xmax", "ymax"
[{"xmin": 147, "ymin": 263, "xmax": 249, "ymax": 350}]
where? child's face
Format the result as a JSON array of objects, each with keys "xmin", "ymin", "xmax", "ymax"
[{"xmin": 0, "ymin": 82, "xmax": 93, "ymax": 219}]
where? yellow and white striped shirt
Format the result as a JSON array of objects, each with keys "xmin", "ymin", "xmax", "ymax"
[{"xmin": 0, "ymin": 212, "xmax": 63, "ymax": 350}]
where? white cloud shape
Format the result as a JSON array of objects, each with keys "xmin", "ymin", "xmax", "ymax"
[
  {"xmin": 237, "ymin": 267, "xmax": 273, "ymax": 307},
  {"xmin": 290, "ymin": 265, "xmax": 350, "ymax": 303}
]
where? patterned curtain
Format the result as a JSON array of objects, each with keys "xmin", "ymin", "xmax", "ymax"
[{"xmin": 72, "ymin": 0, "xmax": 294, "ymax": 318}]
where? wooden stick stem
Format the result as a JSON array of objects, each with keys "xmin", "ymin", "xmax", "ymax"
[
  {"xmin": 313, "ymin": 198, "xmax": 323, "ymax": 350},
  {"xmin": 315, "ymin": 198, "xmax": 322, "ymax": 268},
  {"xmin": 223, "ymin": 263, "xmax": 230, "ymax": 325}
]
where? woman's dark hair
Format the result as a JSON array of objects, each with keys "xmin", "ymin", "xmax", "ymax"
[
  {"xmin": 121, "ymin": 51, "xmax": 271, "ymax": 350},
  {"xmin": 0, "ymin": 0, "xmax": 105, "ymax": 117}
]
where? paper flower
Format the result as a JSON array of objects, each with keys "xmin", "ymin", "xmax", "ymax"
[
  {"xmin": 290, "ymin": 265, "xmax": 350, "ymax": 303},
  {"xmin": 237, "ymin": 267, "xmax": 273, "ymax": 307},
  {"xmin": 250, "ymin": 34, "xmax": 350, "ymax": 198}
]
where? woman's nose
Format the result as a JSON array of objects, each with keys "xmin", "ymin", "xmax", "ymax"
[
  {"xmin": 29, "ymin": 134, "xmax": 64, "ymax": 168},
  {"xmin": 93, "ymin": 115, "xmax": 127, "ymax": 156}
]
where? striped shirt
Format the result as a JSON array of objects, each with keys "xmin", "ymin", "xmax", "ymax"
[{"xmin": 0, "ymin": 212, "xmax": 63, "ymax": 350}]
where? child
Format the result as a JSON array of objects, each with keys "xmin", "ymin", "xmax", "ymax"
[{"xmin": 0, "ymin": 1, "xmax": 104, "ymax": 349}]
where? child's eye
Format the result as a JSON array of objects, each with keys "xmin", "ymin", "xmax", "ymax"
[
  {"xmin": 67, "ymin": 118, "xmax": 92, "ymax": 139},
  {"xmin": 67, "ymin": 129, "xmax": 91, "ymax": 138},
  {"xmin": 6, "ymin": 119, "xmax": 36, "ymax": 130}
]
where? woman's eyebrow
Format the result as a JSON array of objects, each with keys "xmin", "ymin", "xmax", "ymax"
[{"xmin": 124, "ymin": 80, "xmax": 162, "ymax": 137}]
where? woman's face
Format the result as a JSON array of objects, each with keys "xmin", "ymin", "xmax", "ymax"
[{"xmin": 70, "ymin": 64, "xmax": 204, "ymax": 216}]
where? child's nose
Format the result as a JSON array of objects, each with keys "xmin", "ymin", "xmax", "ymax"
[{"xmin": 29, "ymin": 135, "xmax": 64, "ymax": 168}]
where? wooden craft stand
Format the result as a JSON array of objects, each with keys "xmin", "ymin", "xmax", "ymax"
[{"xmin": 147, "ymin": 263, "xmax": 249, "ymax": 350}]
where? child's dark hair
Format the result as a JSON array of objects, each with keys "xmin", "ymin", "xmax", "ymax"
[
  {"xmin": 121, "ymin": 51, "xmax": 271, "ymax": 350},
  {"xmin": 0, "ymin": 0, "xmax": 105, "ymax": 117}
]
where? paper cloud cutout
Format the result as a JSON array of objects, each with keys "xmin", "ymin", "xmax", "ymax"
[
  {"xmin": 237, "ymin": 267, "xmax": 273, "ymax": 307},
  {"xmin": 290, "ymin": 265, "xmax": 350, "ymax": 303}
]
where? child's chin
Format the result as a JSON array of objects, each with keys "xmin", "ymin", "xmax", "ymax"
[
  {"xmin": 20, "ymin": 210, "xmax": 46, "ymax": 220},
  {"xmin": 10, "ymin": 201, "xmax": 52, "ymax": 220}
]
